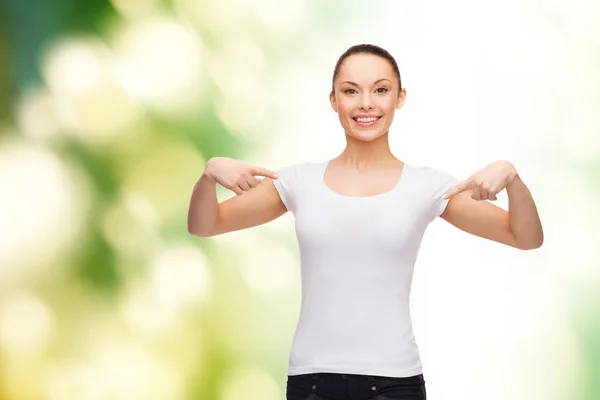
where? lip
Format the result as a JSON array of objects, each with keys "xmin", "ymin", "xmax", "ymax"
[
  {"xmin": 353, "ymin": 114, "xmax": 381, "ymax": 119},
  {"xmin": 352, "ymin": 114, "xmax": 381, "ymax": 127}
]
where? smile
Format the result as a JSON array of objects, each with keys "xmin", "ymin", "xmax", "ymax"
[{"xmin": 352, "ymin": 116, "xmax": 381, "ymax": 127}]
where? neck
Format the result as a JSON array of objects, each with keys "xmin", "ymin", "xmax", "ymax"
[{"xmin": 336, "ymin": 130, "xmax": 400, "ymax": 169}]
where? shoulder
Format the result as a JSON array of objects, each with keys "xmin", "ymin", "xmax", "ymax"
[
  {"xmin": 411, "ymin": 164, "xmax": 459, "ymax": 183},
  {"xmin": 407, "ymin": 163, "xmax": 461, "ymax": 200},
  {"xmin": 273, "ymin": 161, "xmax": 323, "ymax": 192},
  {"xmin": 272, "ymin": 161, "xmax": 322, "ymax": 213},
  {"xmin": 409, "ymin": 164, "xmax": 461, "ymax": 220},
  {"xmin": 275, "ymin": 161, "xmax": 323, "ymax": 180}
]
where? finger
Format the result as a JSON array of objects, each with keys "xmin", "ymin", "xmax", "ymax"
[
  {"xmin": 231, "ymin": 185, "xmax": 244, "ymax": 195},
  {"xmin": 247, "ymin": 175, "xmax": 260, "ymax": 188},
  {"xmin": 442, "ymin": 182, "xmax": 469, "ymax": 199},
  {"xmin": 478, "ymin": 188, "xmax": 486, "ymax": 201},
  {"xmin": 480, "ymin": 181, "xmax": 495, "ymax": 200},
  {"xmin": 483, "ymin": 183, "xmax": 500, "ymax": 201},
  {"xmin": 471, "ymin": 186, "xmax": 483, "ymax": 201},
  {"xmin": 250, "ymin": 166, "xmax": 279, "ymax": 179},
  {"xmin": 479, "ymin": 187, "xmax": 489, "ymax": 200},
  {"xmin": 237, "ymin": 179, "xmax": 251, "ymax": 191}
]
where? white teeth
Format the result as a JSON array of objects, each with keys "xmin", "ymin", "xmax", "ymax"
[{"xmin": 356, "ymin": 117, "xmax": 378, "ymax": 123}]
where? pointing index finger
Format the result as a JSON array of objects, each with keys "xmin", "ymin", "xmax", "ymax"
[
  {"xmin": 250, "ymin": 166, "xmax": 279, "ymax": 179},
  {"xmin": 442, "ymin": 181, "xmax": 469, "ymax": 199}
]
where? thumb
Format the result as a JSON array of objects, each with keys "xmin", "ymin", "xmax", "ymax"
[
  {"xmin": 442, "ymin": 181, "xmax": 469, "ymax": 199},
  {"xmin": 250, "ymin": 166, "xmax": 279, "ymax": 179}
]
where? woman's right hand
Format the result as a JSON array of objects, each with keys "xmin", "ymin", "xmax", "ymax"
[{"xmin": 204, "ymin": 157, "xmax": 279, "ymax": 196}]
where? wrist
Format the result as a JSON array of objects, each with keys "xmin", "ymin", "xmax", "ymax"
[
  {"xmin": 202, "ymin": 160, "xmax": 217, "ymax": 182},
  {"xmin": 503, "ymin": 161, "xmax": 519, "ymax": 185},
  {"xmin": 507, "ymin": 171, "xmax": 521, "ymax": 188}
]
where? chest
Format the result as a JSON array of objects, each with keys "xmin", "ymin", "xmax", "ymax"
[
  {"xmin": 323, "ymin": 165, "xmax": 405, "ymax": 197},
  {"xmin": 294, "ymin": 191, "xmax": 430, "ymax": 255}
]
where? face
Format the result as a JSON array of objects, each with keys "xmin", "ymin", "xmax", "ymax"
[{"xmin": 329, "ymin": 53, "xmax": 406, "ymax": 142}]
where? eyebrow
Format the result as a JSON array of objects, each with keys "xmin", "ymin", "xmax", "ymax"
[{"xmin": 340, "ymin": 78, "xmax": 392, "ymax": 86}]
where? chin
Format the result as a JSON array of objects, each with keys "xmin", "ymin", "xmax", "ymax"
[{"xmin": 347, "ymin": 129, "xmax": 386, "ymax": 142}]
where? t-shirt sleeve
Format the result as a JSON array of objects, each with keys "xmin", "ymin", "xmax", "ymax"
[
  {"xmin": 424, "ymin": 166, "xmax": 461, "ymax": 221},
  {"xmin": 272, "ymin": 163, "xmax": 304, "ymax": 213}
]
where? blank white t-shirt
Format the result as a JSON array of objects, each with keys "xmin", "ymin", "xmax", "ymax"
[{"xmin": 273, "ymin": 160, "xmax": 460, "ymax": 378}]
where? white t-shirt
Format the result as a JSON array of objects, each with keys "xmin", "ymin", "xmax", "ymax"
[{"xmin": 273, "ymin": 160, "xmax": 460, "ymax": 378}]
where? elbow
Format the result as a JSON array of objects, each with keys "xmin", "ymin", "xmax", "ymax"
[
  {"xmin": 511, "ymin": 223, "xmax": 544, "ymax": 250},
  {"xmin": 519, "ymin": 241, "xmax": 542, "ymax": 251},
  {"xmin": 187, "ymin": 207, "xmax": 220, "ymax": 237},
  {"xmin": 188, "ymin": 224, "xmax": 213, "ymax": 237},
  {"xmin": 187, "ymin": 217, "xmax": 212, "ymax": 237},
  {"xmin": 517, "ymin": 235, "xmax": 544, "ymax": 251},
  {"xmin": 187, "ymin": 224, "xmax": 199, "ymax": 236},
  {"xmin": 188, "ymin": 226, "xmax": 200, "ymax": 237}
]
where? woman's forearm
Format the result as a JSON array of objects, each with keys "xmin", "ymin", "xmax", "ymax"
[
  {"xmin": 507, "ymin": 174, "xmax": 544, "ymax": 249},
  {"xmin": 187, "ymin": 167, "xmax": 219, "ymax": 237}
]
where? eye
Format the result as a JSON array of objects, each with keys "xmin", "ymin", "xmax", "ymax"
[
  {"xmin": 375, "ymin": 87, "xmax": 388, "ymax": 93},
  {"xmin": 343, "ymin": 88, "xmax": 357, "ymax": 94}
]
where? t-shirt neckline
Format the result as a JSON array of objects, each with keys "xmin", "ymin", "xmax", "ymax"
[{"xmin": 321, "ymin": 159, "xmax": 410, "ymax": 199}]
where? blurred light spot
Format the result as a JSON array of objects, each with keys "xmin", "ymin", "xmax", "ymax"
[
  {"xmin": 17, "ymin": 86, "xmax": 62, "ymax": 141},
  {"xmin": 112, "ymin": 16, "xmax": 205, "ymax": 116},
  {"xmin": 151, "ymin": 244, "xmax": 212, "ymax": 310},
  {"xmin": 172, "ymin": 0, "xmax": 252, "ymax": 32},
  {"xmin": 0, "ymin": 291, "xmax": 55, "ymax": 358},
  {"xmin": 120, "ymin": 279, "xmax": 180, "ymax": 338},
  {"xmin": 45, "ymin": 362, "xmax": 106, "ymax": 400},
  {"xmin": 250, "ymin": 0, "xmax": 308, "ymax": 32},
  {"xmin": 41, "ymin": 37, "xmax": 141, "ymax": 143},
  {"xmin": 100, "ymin": 190, "xmax": 159, "ymax": 256},
  {"xmin": 216, "ymin": 87, "xmax": 268, "ymax": 135},
  {"xmin": 208, "ymin": 39, "xmax": 270, "ymax": 135},
  {"xmin": 0, "ymin": 140, "xmax": 91, "ymax": 281},
  {"xmin": 209, "ymin": 37, "xmax": 266, "ymax": 88},
  {"xmin": 235, "ymin": 236, "xmax": 297, "ymax": 296},
  {"xmin": 270, "ymin": 61, "xmax": 330, "ymax": 124},
  {"xmin": 43, "ymin": 38, "xmax": 106, "ymax": 97},
  {"xmin": 110, "ymin": 0, "xmax": 161, "ymax": 19},
  {"xmin": 219, "ymin": 365, "xmax": 280, "ymax": 400},
  {"xmin": 120, "ymin": 139, "xmax": 205, "ymax": 223},
  {"xmin": 90, "ymin": 339, "xmax": 184, "ymax": 400}
]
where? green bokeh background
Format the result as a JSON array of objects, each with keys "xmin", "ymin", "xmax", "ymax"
[{"xmin": 1, "ymin": 1, "xmax": 598, "ymax": 399}]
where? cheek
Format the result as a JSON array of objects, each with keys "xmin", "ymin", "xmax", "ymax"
[
  {"xmin": 378, "ymin": 97, "xmax": 397, "ymax": 112},
  {"xmin": 336, "ymin": 102, "xmax": 354, "ymax": 118}
]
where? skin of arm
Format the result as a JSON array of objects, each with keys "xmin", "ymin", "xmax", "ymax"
[
  {"xmin": 505, "ymin": 174, "xmax": 544, "ymax": 249},
  {"xmin": 441, "ymin": 161, "xmax": 543, "ymax": 250},
  {"xmin": 187, "ymin": 162, "xmax": 287, "ymax": 237}
]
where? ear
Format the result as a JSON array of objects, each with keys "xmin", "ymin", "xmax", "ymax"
[
  {"xmin": 396, "ymin": 87, "xmax": 406, "ymax": 109},
  {"xmin": 329, "ymin": 91, "xmax": 338, "ymax": 112}
]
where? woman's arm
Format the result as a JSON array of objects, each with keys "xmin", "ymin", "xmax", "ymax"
[
  {"xmin": 440, "ymin": 161, "xmax": 543, "ymax": 250},
  {"xmin": 187, "ymin": 171, "xmax": 220, "ymax": 236},
  {"xmin": 187, "ymin": 161, "xmax": 287, "ymax": 237},
  {"xmin": 505, "ymin": 174, "xmax": 544, "ymax": 249}
]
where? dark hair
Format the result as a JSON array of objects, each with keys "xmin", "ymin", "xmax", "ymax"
[{"xmin": 331, "ymin": 44, "xmax": 402, "ymax": 95}]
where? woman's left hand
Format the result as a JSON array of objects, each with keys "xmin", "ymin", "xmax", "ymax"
[{"xmin": 442, "ymin": 160, "xmax": 519, "ymax": 201}]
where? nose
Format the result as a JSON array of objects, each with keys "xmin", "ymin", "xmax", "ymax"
[{"xmin": 359, "ymin": 93, "xmax": 374, "ymax": 110}]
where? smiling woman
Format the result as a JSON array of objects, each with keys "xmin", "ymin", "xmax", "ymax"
[
  {"xmin": 187, "ymin": 43, "xmax": 543, "ymax": 400},
  {"xmin": 328, "ymin": 45, "xmax": 406, "ymax": 145}
]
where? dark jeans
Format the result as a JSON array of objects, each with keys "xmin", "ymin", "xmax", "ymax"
[{"xmin": 286, "ymin": 372, "xmax": 426, "ymax": 400}]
